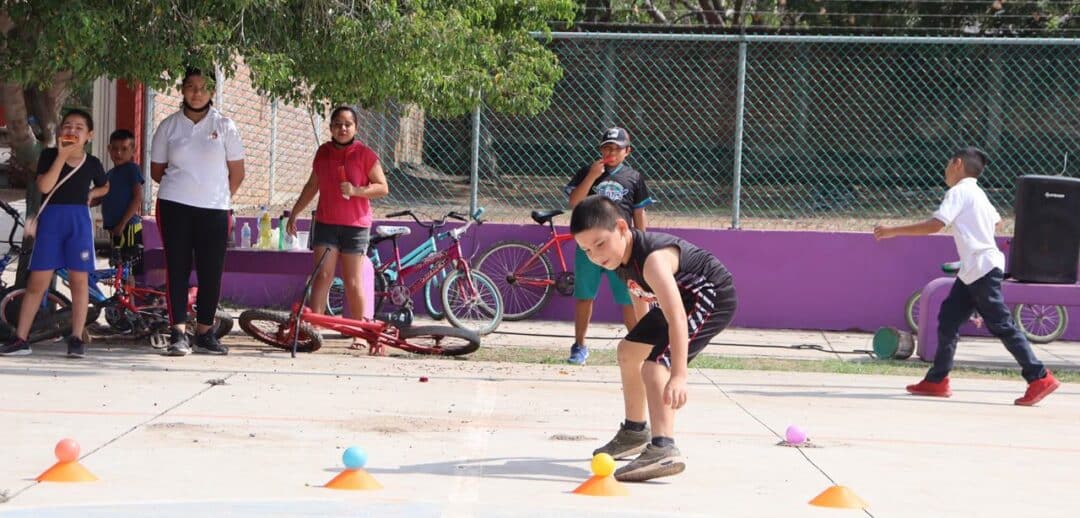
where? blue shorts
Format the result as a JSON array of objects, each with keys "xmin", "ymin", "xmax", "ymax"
[
  {"xmin": 573, "ymin": 246, "xmax": 632, "ymax": 305},
  {"xmin": 29, "ymin": 204, "xmax": 95, "ymax": 272}
]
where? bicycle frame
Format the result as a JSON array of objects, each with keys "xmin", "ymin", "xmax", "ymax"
[
  {"xmin": 522, "ymin": 232, "xmax": 575, "ymax": 287},
  {"xmin": 295, "ymin": 305, "xmax": 397, "ymax": 349}
]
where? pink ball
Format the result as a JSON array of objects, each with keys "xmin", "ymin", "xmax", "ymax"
[
  {"xmin": 55, "ymin": 438, "xmax": 80, "ymax": 462},
  {"xmin": 785, "ymin": 425, "xmax": 807, "ymax": 445}
]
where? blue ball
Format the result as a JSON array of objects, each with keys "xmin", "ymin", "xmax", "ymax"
[{"xmin": 342, "ymin": 447, "xmax": 367, "ymax": 469}]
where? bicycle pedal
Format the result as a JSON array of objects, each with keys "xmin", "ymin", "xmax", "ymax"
[{"xmin": 149, "ymin": 332, "xmax": 169, "ymax": 349}]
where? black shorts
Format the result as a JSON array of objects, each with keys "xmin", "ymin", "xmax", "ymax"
[
  {"xmin": 310, "ymin": 222, "xmax": 370, "ymax": 255},
  {"xmin": 625, "ymin": 285, "xmax": 736, "ymax": 368},
  {"xmin": 111, "ymin": 220, "xmax": 144, "ymax": 275}
]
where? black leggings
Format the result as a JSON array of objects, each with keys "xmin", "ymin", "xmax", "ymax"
[{"xmin": 157, "ymin": 199, "xmax": 228, "ymax": 327}]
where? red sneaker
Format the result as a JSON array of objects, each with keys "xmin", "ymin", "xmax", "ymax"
[
  {"xmin": 1015, "ymin": 371, "xmax": 1060, "ymax": 406},
  {"xmin": 906, "ymin": 378, "xmax": 952, "ymax": 397}
]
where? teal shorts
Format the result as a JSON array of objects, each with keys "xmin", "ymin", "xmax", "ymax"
[{"xmin": 574, "ymin": 246, "xmax": 632, "ymax": 305}]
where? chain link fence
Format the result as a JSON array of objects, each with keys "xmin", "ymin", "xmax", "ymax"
[{"xmin": 146, "ymin": 34, "xmax": 1080, "ymax": 230}]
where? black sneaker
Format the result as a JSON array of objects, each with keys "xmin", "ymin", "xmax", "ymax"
[
  {"xmin": 193, "ymin": 331, "xmax": 228, "ymax": 355},
  {"xmin": 66, "ymin": 336, "xmax": 85, "ymax": 358},
  {"xmin": 165, "ymin": 329, "xmax": 191, "ymax": 357},
  {"xmin": 614, "ymin": 443, "xmax": 686, "ymax": 482},
  {"xmin": 0, "ymin": 338, "xmax": 31, "ymax": 356},
  {"xmin": 593, "ymin": 422, "xmax": 651, "ymax": 460}
]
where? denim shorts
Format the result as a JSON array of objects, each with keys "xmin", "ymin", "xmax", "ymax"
[{"xmin": 310, "ymin": 221, "xmax": 370, "ymax": 255}]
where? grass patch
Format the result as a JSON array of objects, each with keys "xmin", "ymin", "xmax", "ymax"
[{"xmin": 462, "ymin": 347, "xmax": 1080, "ymax": 382}]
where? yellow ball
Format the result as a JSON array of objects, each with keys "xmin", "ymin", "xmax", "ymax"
[{"xmin": 591, "ymin": 453, "xmax": 616, "ymax": 477}]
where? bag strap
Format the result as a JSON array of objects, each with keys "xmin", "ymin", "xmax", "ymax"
[{"xmin": 38, "ymin": 154, "xmax": 87, "ymax": 215}]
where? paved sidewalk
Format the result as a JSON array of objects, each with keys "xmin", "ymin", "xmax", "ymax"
[{"xmin": 1, "ymin": 346, "xmax": 1078, "ymax": 517}]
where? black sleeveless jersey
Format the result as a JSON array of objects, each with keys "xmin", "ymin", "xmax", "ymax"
[{"xmin": 615, "ymin": 229, "xmax": 733, "ymax": 307}]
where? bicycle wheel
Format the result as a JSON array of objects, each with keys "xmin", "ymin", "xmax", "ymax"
[
  {"xmin": 327, "ymin": 277, "xmax": 346, "ymax": 315},
  {"xmin": 1012, "ymin": 304, "xmax": 1068, "ymax": 344},
  {"xmin": 372, "ymin": 270, "xmax": 390, "ymax": 314},
  {"xmin": 238, "ymin": 309, "xmax": 323, "ymax": 352},
  {"xmin": 440, "ymin": 270, "xmax": 503, "ymax": 336},
  {"xmin": 0, "ymin": 287, "xmax": 74, "ymax": 343},
  {"xmin": 394, "ymin": 325, "xmax": 481, "ymax": 356},
  {"xmin": 474, "ymin": 240, "xmax": 554, "ymax": 321},
  {"xmin": 904, "ymin": 290, "xmax": 921, "ymax": 333},
  {"xmin": 422, "ymin": 267, "xmax": 451, "ymax": 320},
  {"xmin": 212, "ymin": 310, "xmax": 234, "ymax": 338}
]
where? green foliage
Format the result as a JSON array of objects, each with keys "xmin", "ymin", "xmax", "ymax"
[
  {"xmin": 576, "ymin": 0, "xmax": 1080, "ymax": 35},
  {"xmin": 0, "ymin": 0, "xmax": 577, "ymax": 116}
]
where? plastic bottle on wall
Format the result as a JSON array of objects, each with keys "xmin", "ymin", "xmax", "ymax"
[
  {"xmin": 258, "ymin": 206, "xmax": 272, "ymax": 249},
  {"xmin": 240, "ymin": 222, "xmax": 252, "ymax": 248}
]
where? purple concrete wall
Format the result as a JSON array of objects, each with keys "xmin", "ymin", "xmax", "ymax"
[{"xmin": 139, "ymin": 219, "xmax": 1080, "ymax": 340}]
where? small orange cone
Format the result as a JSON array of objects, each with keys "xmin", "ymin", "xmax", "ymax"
[
  {"xmin": 572, "ymin": 453, "xmax": 628, "ymax": 496},
  {"xmin": 323, "ymin": 446, "xmax": 381, "ymax": 490},
  {"xmin": 325, "ymin": 468, "xmax": 382, "ymax": 490},
  {"xmin": 809, "ymin": 485, "xmax": 868, "ymax": 509},
  {"xmin": 37, "ymin": 439, "xmax": 97, "ymax": 482}
]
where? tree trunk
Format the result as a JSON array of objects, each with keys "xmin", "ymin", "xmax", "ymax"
[
  {"xmin": 699, "ymin": 1, "xmax": 723, "ymax": 25},
  {"xmin": 0, "ymin": 82, "xmax": 39, "ymax": 172},
  {"xmin": 584, "ymin": 0, "xmax": 612, "ymax": 23},
  {"xmin": 641, "ymin": 1, "xmax": 668, "ymax": 23}
]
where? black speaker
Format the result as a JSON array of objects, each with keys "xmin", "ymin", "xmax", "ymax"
[{"xmin": 1009, "ymin": 175, "xmax": 1080, "ymax": 284}]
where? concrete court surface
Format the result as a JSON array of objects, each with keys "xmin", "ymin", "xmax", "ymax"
[{"xmin": 1, "ymin": 337, "xmax": 1079, "ymax": 518}]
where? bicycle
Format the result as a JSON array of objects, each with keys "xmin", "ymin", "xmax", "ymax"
[
  {"xmin": 0, "ymin": 246, "xmax": 233, "ymax": 347},
  {"xmin": 904, "ymin": 261, "xmax": 1069, "ymax": 344},
  {"xmin": 0, "ymin": 200, "xmax": 84, "ymax": 343},
  {"xmin": 368, "ymin": 209, "xmax": 503, "ymax": 335},
  {"xmin": 325, "ymin": 211, "xmax": 459, "ymax": 320},
  {"xmin": 238, "ymin": 249, "xmax": 480, "ymax": 357},
  {"xmin": 472, "ymin": 209, "xmax": 576, "ymax": 321}
]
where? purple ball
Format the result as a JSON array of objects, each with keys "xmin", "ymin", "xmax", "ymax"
[{"xmin": 785, "ymin": 425, "xmax": 807, "ymax": 444}]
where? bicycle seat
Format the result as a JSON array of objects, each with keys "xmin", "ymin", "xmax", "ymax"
[
  {"xmin": 374, "ymin": 226, "xmax": 411, "ymax": 238},
  {"xmin": 530, "ymin": 209, "xmax": 564, "ymax": 226}
]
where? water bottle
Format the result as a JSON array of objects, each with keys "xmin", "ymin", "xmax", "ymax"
[
  {"xmin": 226, "ymin": 210, "xmax": 237, "ymax": 248},
  {"xmin": 240, "ymin": 222, "xmax": 252, "ymax": 248},
  {"xmin": 278, "ymin": 211, "xmax": 289, "ymax": 250}
]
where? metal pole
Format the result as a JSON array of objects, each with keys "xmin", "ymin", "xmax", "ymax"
[
  {"xmin": 143, "ymin": 87, "xmax": 155, "ymax": 215},
  {"xmin": 269, "ymin": 99, "xmax": 278, "ymax": 207},
  {"xmin": 469, "ymin": 103, "xmax": 481, "ymax": 216},
  {"xmin": 731, "ymin": 40, "xmax": 748, "ymax": 229}
]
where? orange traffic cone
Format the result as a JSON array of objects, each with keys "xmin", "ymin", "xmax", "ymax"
[
  {"xmin": 37, "ymin": 439, "xmax": 97, "ymax": 482},
  {"xmin": 324, "ymin": 446, "xmax": 381, "ymax": 490},
  {"xmin": 572, "ymin": 453, "xmax": 628, "ymax": 497},
  {"xmin": 809, "ymin": 485, "xmax": 868, "ymax": 509}
]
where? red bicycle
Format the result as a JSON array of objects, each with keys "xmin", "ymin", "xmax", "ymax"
[
  {"xmin": 472, "ymin": 209, "xmax": 575, "ymax": 320},
  {"xmin": 238, "ymin": 250, "xmax": 480, "ymax": 356}
]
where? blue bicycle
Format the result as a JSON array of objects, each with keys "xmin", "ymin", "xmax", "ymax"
[{"xmin": 327, "ymin": 210, "xmax": 477, "ymax": 321}]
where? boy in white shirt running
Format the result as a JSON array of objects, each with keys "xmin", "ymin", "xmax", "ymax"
[{"xmin": 874, "ymin": 147, "xmax": 1060, "ymax": 406}]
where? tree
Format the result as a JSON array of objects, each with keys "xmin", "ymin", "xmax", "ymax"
[
  {"xmin": 0, "ymin": 0, "xmax": 576, "ymax": 285},
  {"xmin": 1, "ymin": 0, "xmax": 577, "ymax": 172},
  {"xmin": 574, "ymin": 0, "xmax": 1080, "ymax": 34}
]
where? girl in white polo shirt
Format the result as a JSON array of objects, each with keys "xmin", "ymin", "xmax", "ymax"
[{"xmin": 150, "ymin": 68, "xmax": 246, "ymax": 357}]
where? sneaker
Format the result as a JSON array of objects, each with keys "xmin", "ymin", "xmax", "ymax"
[
  {"xmin": 614, "ymin": 443, "xmax": 686, "ymax": 482},
  {"xmin": 567, "ymin": 343, "xmax": 589, "ymax": 365},
  {"xmin": 593, "ymin": 423, "xmax": 650, "ymax": 460},
  {"xmin": 906, "ymin": 378, "xmax": 952, "ymax": 397},
  {"xmin": 66, "ymin": 336, "xmax": 85, "ymax": 359},
  {"xmin": 0, "ymin": 338, "xmax": 31, "ymax": 356},
  {"xmin": 1015, "ymin": 371, "xmax": 1060, "ymax": 406},
  {"xmin": 193, "ymin": 331, "xmax": 229, "ymax": 355},
  {"xmin": 165, "ymin": 329, "xmax": 191, "ymax": 357}
]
